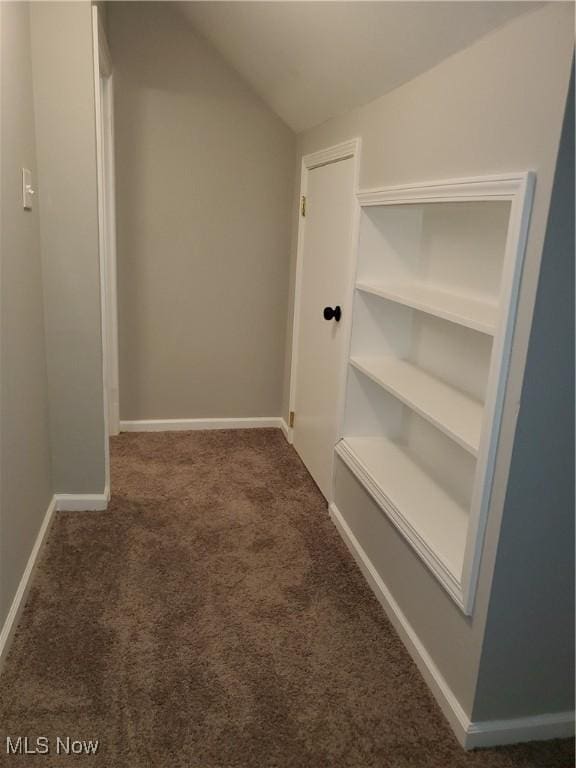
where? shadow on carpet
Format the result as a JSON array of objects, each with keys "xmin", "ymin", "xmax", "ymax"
[{"xmin": 0, "ymin": 430, "xmax": 573, "ymax": 767}]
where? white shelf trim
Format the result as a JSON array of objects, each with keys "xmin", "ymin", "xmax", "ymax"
[
  {"xmin": 345, "ymin": 171, "xmax": 535, "ymax": 613},
  {"xmin": 355, "ymin": 281, "xmax": 497, "ymax": 336},
  {"xmin": 335, "ymin": 437, "xmax": 466, "ymax": 605},
  {"xmin": 350, "ymin": 356, "xmax": 482, "ymax": 456},
  {"xmin": 357, "ymin": 173, "xmax": 529, "ymax": 206}
]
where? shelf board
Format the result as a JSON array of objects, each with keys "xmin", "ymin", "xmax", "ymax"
[
  {"xmin": 336, "ymin": 436, "xmax": 468, "ymax": 590},
  {"xmin": 355, "ymin": 281, "xmax": 498, "ymax": 336},
  {"xmin": 350, "ymin": 357, "xmax": 483, "ymax": 456}
]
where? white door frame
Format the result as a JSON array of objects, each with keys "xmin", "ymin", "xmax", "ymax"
[
  {"xmin": 92, "ymin": 6, "xmax": 120, "ymax": 446},
  {"xmin": 287, "ymin": 139, "xmax": 361, "ymax": 460}
]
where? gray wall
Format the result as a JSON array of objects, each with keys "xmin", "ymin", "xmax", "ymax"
[
  {"xmin": 30, "ymin": 1, "xmax": 107, "ymax": 494},
  {"xmin": 108, "ymin": 3, "xmax": 295, "ymax": 421},
  {"xmin": 0, "ymin": 2, "xmax": 53, "ymax": 626},
  {"xmin": 287, "ymin": 2, "xmax": 574, "ymax": 719},
  {"xmin": 472, "ymin": 64, "xmax": 575, "ymax": 721}
]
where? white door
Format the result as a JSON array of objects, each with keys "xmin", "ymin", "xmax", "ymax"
[{"xmin": 293, "ymin": 155, "xmax": 356, "ymax": 499}]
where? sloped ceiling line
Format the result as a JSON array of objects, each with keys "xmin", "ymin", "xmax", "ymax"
[{"xmin": 178, "ymin": 1, "xmax": 537, "ymax": 133}]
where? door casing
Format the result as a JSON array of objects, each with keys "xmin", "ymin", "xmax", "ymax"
[
  {"xmin": 288, "ymin": 139, "xmax": 361, "ymax": 499},
  {"xmin": 93, "ymin": 6, "xmax": 120, "ymax": 445}
]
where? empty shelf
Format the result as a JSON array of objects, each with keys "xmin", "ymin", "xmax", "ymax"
[
  {"xmin": 336, "ymin": 436, "xmax": 468, "ymax": 583},
  {"xmin": 356, "ymin": 281, "xmax": 498, "ymax": 336},
  {"xmin": 350, "ymin": 357, "xmax": 483, "ymax": 456}
]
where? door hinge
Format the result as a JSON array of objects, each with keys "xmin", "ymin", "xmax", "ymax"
[
  {"xmin": 289, "ymin": 411, "xmax": 295, "ymax": 428},
  {"xmin": 301, "ymin": 195, "xmax": 306, "ymax": 217}
]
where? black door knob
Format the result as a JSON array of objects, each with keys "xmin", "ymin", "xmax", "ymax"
[{"xmin": 323, "ymin": 305, "xmax": 342, "ymax": 322}]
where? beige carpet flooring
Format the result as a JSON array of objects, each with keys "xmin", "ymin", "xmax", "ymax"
[{"xmin": 0, "ymin": 429, "xmax": 573, "ymax": 767}]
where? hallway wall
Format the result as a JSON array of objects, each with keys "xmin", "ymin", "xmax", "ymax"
[
  {"xmin": 108, "ymin": 3, "xmax": 295, "ymax": 421},
  {"xmin": 0, "ymin": 2, "xmax": 53, "ymax": 627},
  {"xmin": 30, "ymin": 1, "xmax": 107, "ymax": 495},
  {"xmin": 284, "ymin": 2, "xmax": 574, "ymax": 723}
]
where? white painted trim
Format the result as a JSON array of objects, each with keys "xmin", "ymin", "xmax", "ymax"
[
  {"xmin": 461, "ymin": 171, "xmax": 535, "ymax": 614},
  {"xmin": 119, "ymin": 417, "xmax": 284, "ymax": 433},
  {"xmin": 466, "ymin": 711, "xmax": 575, "ymax": 749},
  {"xmin": 102, "ymin": 75, "xmax": 120, "ymax": 437},
  {"xmin": 303, "ymin": 139, "xmax": 358, "ymax": 170},
  {"xmin": 287, "ymin": 160, "xmax": 307, "ymax": 447},
  {"xmin": 329, "ymin": 501, "xmax": 470, "ymax": 746},
  {"xmin": 97, "ymin": 12, "xmax": 112, "ymax": 78},
  {"xmin": 279, "ymin": 418, "xmax": 291, "ymax": 443},
  {"xmin": 288, "ymin": 138, "xmax": 361, "ymax": 500},
  {"xmin": 54, "ymin": 491, "xmax": 109, "ymax": 512},
  {"xmin": 335, "ymin": 142, "xmax": 363, "ymax": 446},
  {"xmin": 0, "ymin": 497, "xmax": 57, "ymax": 669},
  {"xmin": 329, "ymin": 502, "xmax": 575, "ymax": 750},
  {"xmin": 357, "ymin": 173, "xmax": 530, "ymax": 206},
  {"xmin": 92, "ymin": 5, "xmax": 113, "ymax": 491},
  {"xmin": 93, "ymin": 6, "xmax": 119, "ymax": 438},
  {"xmin": 335, "ymin": 440, "xmax": 463, "ymax": 607},
  {"xmin": 349, "ymin": 172, "xmax": 535, "ymax": 614}
]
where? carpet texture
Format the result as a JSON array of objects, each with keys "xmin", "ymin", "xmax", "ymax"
[{"xmin": 0, "ymin": 429, "xmax": 572, "ymax": 767}]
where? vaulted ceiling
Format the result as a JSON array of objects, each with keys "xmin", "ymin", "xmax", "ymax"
[{"xmin": 178, "ymin": 2, "xmax": 538, "ymax": 133}]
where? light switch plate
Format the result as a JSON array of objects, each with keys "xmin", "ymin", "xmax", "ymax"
[{"xmin": 22, "ymin": 168, "xmax": 34, "ymax": 210}]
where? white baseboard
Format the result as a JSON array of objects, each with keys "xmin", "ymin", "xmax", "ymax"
[
  {"xmin": 328, "ymin": 502, "xmax": 470, "ymax": 746},
  {"xmin": 466, "ymin": 711, "xmax": 575, "ymax": 749},
  {"xmin": 328, "ymin": 502, "xmax": 574, "ymax": 750},
  {"xmin": 54, "ymin": 486, "xmax": 109, "ymax": 512},
  {"xmin": 279, "ymin": 418, "xmax": 292, "ymax": 442},
  {"xmin": 119, "ymin": 417, "xmax": 283, "ymax": 433},
  {"xmin": 0, "ymin": 495, "xmax": 56, "ymax": 669}
]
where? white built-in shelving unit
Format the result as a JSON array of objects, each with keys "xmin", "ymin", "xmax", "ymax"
[{"xmin": 336, "ymin": 174, "xmax": 535, "ymax": 613}]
